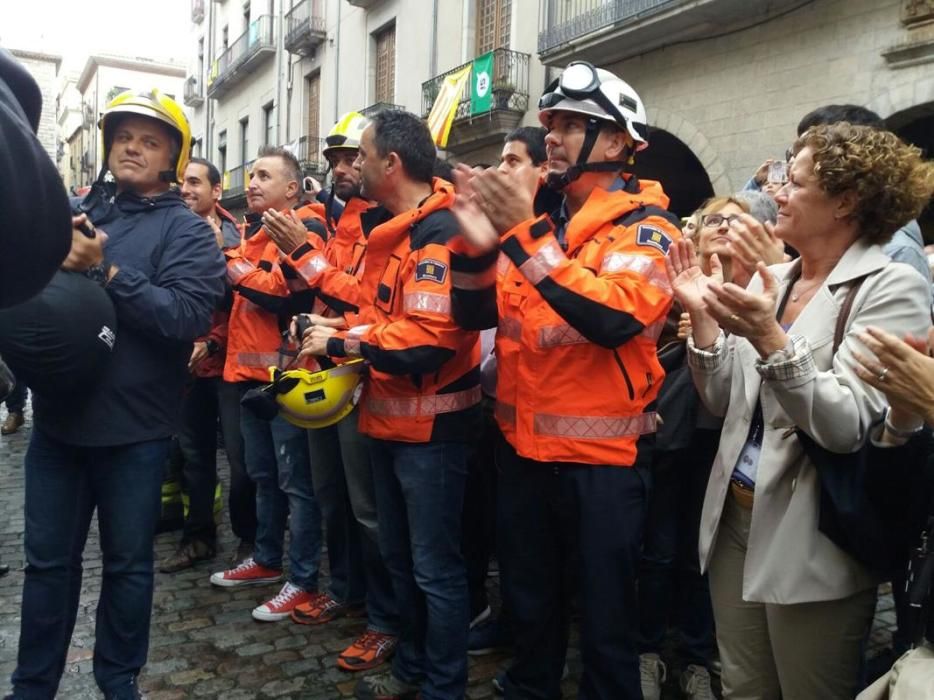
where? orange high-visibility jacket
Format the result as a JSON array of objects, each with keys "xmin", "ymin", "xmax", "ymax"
[
  {"xmin": 325, "ymin": 180, "xmax": 480, "ymax": 443},
  {"xmin": 223, "ymin": 202, "xmax": 327, "ymax": 383},
  {"xmin": 451, "ymin": 177, "xmax": 680, "ymax": 466},
  {"xmin": 285, "ymin": 196, "xmax": 371, "ymax": 323}
]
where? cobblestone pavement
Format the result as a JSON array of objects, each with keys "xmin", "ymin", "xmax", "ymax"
[{"xmin": 0, "ymin": 405, "xmax": 896, "ymax": 699}]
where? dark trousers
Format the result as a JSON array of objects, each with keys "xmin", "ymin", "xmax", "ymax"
[
  {"xmin": 13, "ymin": 429, "xmax": 169, "ymax": 699},
  {"xmin": 497, "ymin": 435, "xmax": 651, "ymax": 700},
  {"xmin": 6, "ymin": 376, "xmax": 27, "ymax": 414},
  {"xmin": 308, "ymin": 424, "xmax": 366, "ymax": 606},
  {"xmin": 639, "ymin": 428, "xmax": 718, "ymax": 667},
  {"xmin": 462, "ymin": 396, "xmax": 499, "ymax": 618},
  {"xmin": 371, "ymin": 439, "xmax": 469, "ymax": 700},
  {"xmin": 176, "ymin": 378, "xmax": 254, "ymax": 544}
]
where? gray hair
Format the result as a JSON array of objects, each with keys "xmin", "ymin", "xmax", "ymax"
[{"xmin": 733, "ymin": 190, "xmax": 778, "ymax": 225}]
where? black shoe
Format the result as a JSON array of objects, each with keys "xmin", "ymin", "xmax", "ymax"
[
  {"xmin": 104, "ymin": 678, "xmax": 143, "ymax": 700},
  {"xmin": 0, "ymin": 563, "xmax": 10, "ymax": 577}
]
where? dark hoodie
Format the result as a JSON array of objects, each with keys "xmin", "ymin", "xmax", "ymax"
[
  {"xmin": 0, "ymin": 47, "xmax": 71, "ymax": 308},
  {"xmin": 33, "ymin": 182, "xmax": 226, "ymax": 445}
]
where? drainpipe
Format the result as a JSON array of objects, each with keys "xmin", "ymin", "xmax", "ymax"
[
  {"xmin": 275, "ymin": 0, "xmax": 284, "ymax": 145},
  {"xmin": 333, "ymin": 0, "xmax": 341, "ymax": 122},
  {"xmin": 429, "ymin": 0, "xmax": 438, "ymax": 77},
  {"xmin": 206, "ymin": 0, "xmax": 214, "ymax": 158}
]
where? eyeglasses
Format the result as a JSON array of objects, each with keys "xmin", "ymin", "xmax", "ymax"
[{"xmin": 702, "ymin": 214, "xmax": 742, "ymax": 227}]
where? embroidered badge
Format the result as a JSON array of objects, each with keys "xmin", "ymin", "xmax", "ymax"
[
  {"xmin": 415, "ymin": 258, "xmax": 448, "ymax": 284},
  {"xmin": 636, "ymin": 225, "xmax": 672, "ymax": 253}
]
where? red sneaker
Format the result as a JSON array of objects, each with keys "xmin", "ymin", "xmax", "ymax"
[
  {"xmin": 209, "ymin": 557, "xmax": 283, "ymax": 588},
  {"xmin": 291, "ymin": 592, "xmax": 365, "ymax": 625},
  {"xmin": 252, "ymin": 582, "xmax": 317, "ymax": 621},
  {"xmin": 338, "ymin": 630, "xmax": 398, "ymax": 671}
]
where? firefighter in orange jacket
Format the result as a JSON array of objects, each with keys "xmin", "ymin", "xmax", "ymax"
[
  {"xmin": 450, "ymin": 62, "xmax": 681, "ymax": 700},
  {"xmin": 285, "ymin": 113, "xmax": 401, "ymax": 674},
  {"xmin": 300, "ymin": 110, "xmax": 479, "ymax": 700},
  {"xmin": 210, "ymin": 147, "xmax": 331, "ymax": 625}
]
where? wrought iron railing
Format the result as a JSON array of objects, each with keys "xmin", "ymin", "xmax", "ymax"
[
  {"xmin": 224, "ymin": 160, "xmax": 255, "ymax": 197},
  {"xmin": 183, "ymin": 75, "xmax": 203, "ymax": 105},
  {"xmin": 291, "ymin": 135, "xmax": 328, "ymax": 172},
  {"xmin": 360, "ymin": 102, "xmax": 405, "ymax": 117},
  {"xmin": 538, "ymin": 0, "xmax": 675, "ymax": 54},
  {"xmin": 285, "ymin": 0, "xmax": 326, "ymax": 49},
  {"xmin": 210, "ymin": 16, "xmax": 276, "ymax": 93},
  {"xmin": 420, "ymin": 48, "xmax": 530, "ymax": 121}
]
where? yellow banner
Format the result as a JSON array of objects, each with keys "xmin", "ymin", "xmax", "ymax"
[{"xmin": 426, "ymin": 65, "xmax": 472, "ymax": 148}]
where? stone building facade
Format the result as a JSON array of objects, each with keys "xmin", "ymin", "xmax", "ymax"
[
  {"xmin": 9, "ymin": 49, "xmax": 61, "ymax": 163},
  {"xmin": 185, "ymin": 0, "xmax": 933, "ymax": 234}
]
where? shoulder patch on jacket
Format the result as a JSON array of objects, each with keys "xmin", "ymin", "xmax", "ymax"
[
  {"xmin": 637, "ymin": 224, "xmax": 672, "ymax": 253},
  {"xmin": 416, "ymin": 258, "xmax": 448, "ymax": 284}
]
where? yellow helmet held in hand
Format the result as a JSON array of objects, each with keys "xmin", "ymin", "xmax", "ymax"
[
  {"xmin": 271, "ymin": 359, "xmax": 366, "ymax": 429},
  {"xmin": 322, "ymin": 112, "xmax": 369, "ymax": 160},
  {"xmin": 99, "ymin": 89, "xmax": 192, "ymax": 182}
]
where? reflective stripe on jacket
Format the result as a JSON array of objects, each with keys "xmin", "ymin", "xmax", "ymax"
[
  {"xmin": 451, "ymin": 177, "xmax": 679, "ymax": 466},
  {"xmin": 224, "ymin": 202, "xmax": 326, "ymax": 383},
  {"xmin": 326, "ymin": 179, "xmax": 480, "ymax": 443}
]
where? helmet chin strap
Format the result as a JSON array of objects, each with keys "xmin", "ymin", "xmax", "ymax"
[{"xmin": 545, "ymin": 118, "xmax": 629, "ymax": 191}]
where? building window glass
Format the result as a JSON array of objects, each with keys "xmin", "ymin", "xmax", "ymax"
[{"xmin": 374, "ymin": 23, "xmax": 396, "ymax": 104}]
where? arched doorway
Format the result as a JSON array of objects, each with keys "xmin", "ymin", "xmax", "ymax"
[
  {"xmin": 630, "ymin": 128, "xmax": 714, "ymax": 218},
  {"xmin": 887, "ymin": 105, "xmax": 934, "ymax": 243}
]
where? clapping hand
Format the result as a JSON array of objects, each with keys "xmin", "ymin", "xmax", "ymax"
[{"xmin": 852, "ymin": 326, "xmax": 934, "ymax": 427}]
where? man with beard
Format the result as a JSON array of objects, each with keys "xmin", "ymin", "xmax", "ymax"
[{"xmin": 280, "ymin": 112, "xmax": 400, "ymax": 672}]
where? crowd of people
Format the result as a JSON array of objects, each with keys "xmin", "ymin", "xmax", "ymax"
[{"xmin": 2, "ymin": 44, "xmax": 934, "ymax": 700}]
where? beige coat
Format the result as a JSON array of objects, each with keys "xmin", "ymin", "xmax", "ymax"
[{"xmin": 689, "ymin": 241, "xmax": 931, "ymax": 604}]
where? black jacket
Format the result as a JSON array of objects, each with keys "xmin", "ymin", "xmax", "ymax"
[
  {"xmin": 34, "ymin": 183, "xmax": 226, "ymax": 445},
  {"xmin": 0, "ymin": 47, "xmax": 71, "ymax": 308}
]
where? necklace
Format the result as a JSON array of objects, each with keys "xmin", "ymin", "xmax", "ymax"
[{"xmin": 790, "ymin": 278, "xmax": 822, "ymax": 302}]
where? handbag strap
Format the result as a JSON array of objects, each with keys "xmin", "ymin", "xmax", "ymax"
[{"xmin": 832, "ymin": 275, "xmax": 869, "ymax": 354}]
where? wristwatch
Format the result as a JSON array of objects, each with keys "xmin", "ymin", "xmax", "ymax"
[
  {"xmin": 205, "ymin": 339, "xmax": 221, "ymax": 357},
  {"xmin": 85, "ymin": 260, "xmax": 111, "ymax": 286}
]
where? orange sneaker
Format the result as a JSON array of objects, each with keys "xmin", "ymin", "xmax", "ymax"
[
  {"xmin": 338, "ymin": 630, "xmax": 398, "ymax": 672},
  {"xmin": 291, "ymin": 592, "xmax": 365, "ymax": 625}
]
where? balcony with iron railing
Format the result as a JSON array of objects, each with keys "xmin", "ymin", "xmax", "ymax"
[
  {"xmin": 183, "ymin": 75, "xmax": 204, "ymax": 107},
  {"xmin": 346, "ymin": 0, "xmax": 381, "ymax": 8},
  {"xmin": 284, "ymin": 0, "xmax": 326, "ymax": 56},
  {"xmin": 222, "ymin": 160, "xmax": 255, "ymax": 204},
  {"xmin": 191, "ymin": 0, "xmax": 204, "ymax": 23},
  {"xmin": 537, "ymin": 0, "xmax": 803, "ymax": 66},
  {"xmin": 291, "ymin": 135, "xmax": 329, "ymax": 176},
  {"xmin": 360, "ymin": 102, "xmax": 405, "ymax": 117},
  {"xmin": 208, "ymin": 15, "xmax": 276, "ymax": 99},
  {"xmin": 421, "ymin": 48, "xmax": 529, "ymax": 154}
]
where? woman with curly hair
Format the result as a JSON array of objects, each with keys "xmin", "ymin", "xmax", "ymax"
[{"xmin": 665, "ymin": 122, "xmax": 934, "ymax": 699}]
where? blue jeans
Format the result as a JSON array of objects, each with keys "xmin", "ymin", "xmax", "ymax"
[
  {"xmin": 371, "ymin": 439, "xmax": 469, "ymax": 700},
  {"xmin": 12, "ymin": 428, "xmax": 169, "ymax": 699},
  {"xmin": 239, "ymin": 389, "xmax": 321, "ymax": 591}
]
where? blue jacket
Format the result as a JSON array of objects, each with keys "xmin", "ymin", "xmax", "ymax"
[{"xmin": 34, "ymin": 182, "xmax": 226, "ymax": 446}]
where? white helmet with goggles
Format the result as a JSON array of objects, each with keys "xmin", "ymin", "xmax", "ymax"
[{"xmin": 538, "ymin": 61, "xmax": 649, "ymax": 189}]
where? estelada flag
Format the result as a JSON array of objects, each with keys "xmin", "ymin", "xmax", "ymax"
[{"xmin": 426, "ymin": 64, "xmax": 472, "ymax": 148}]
